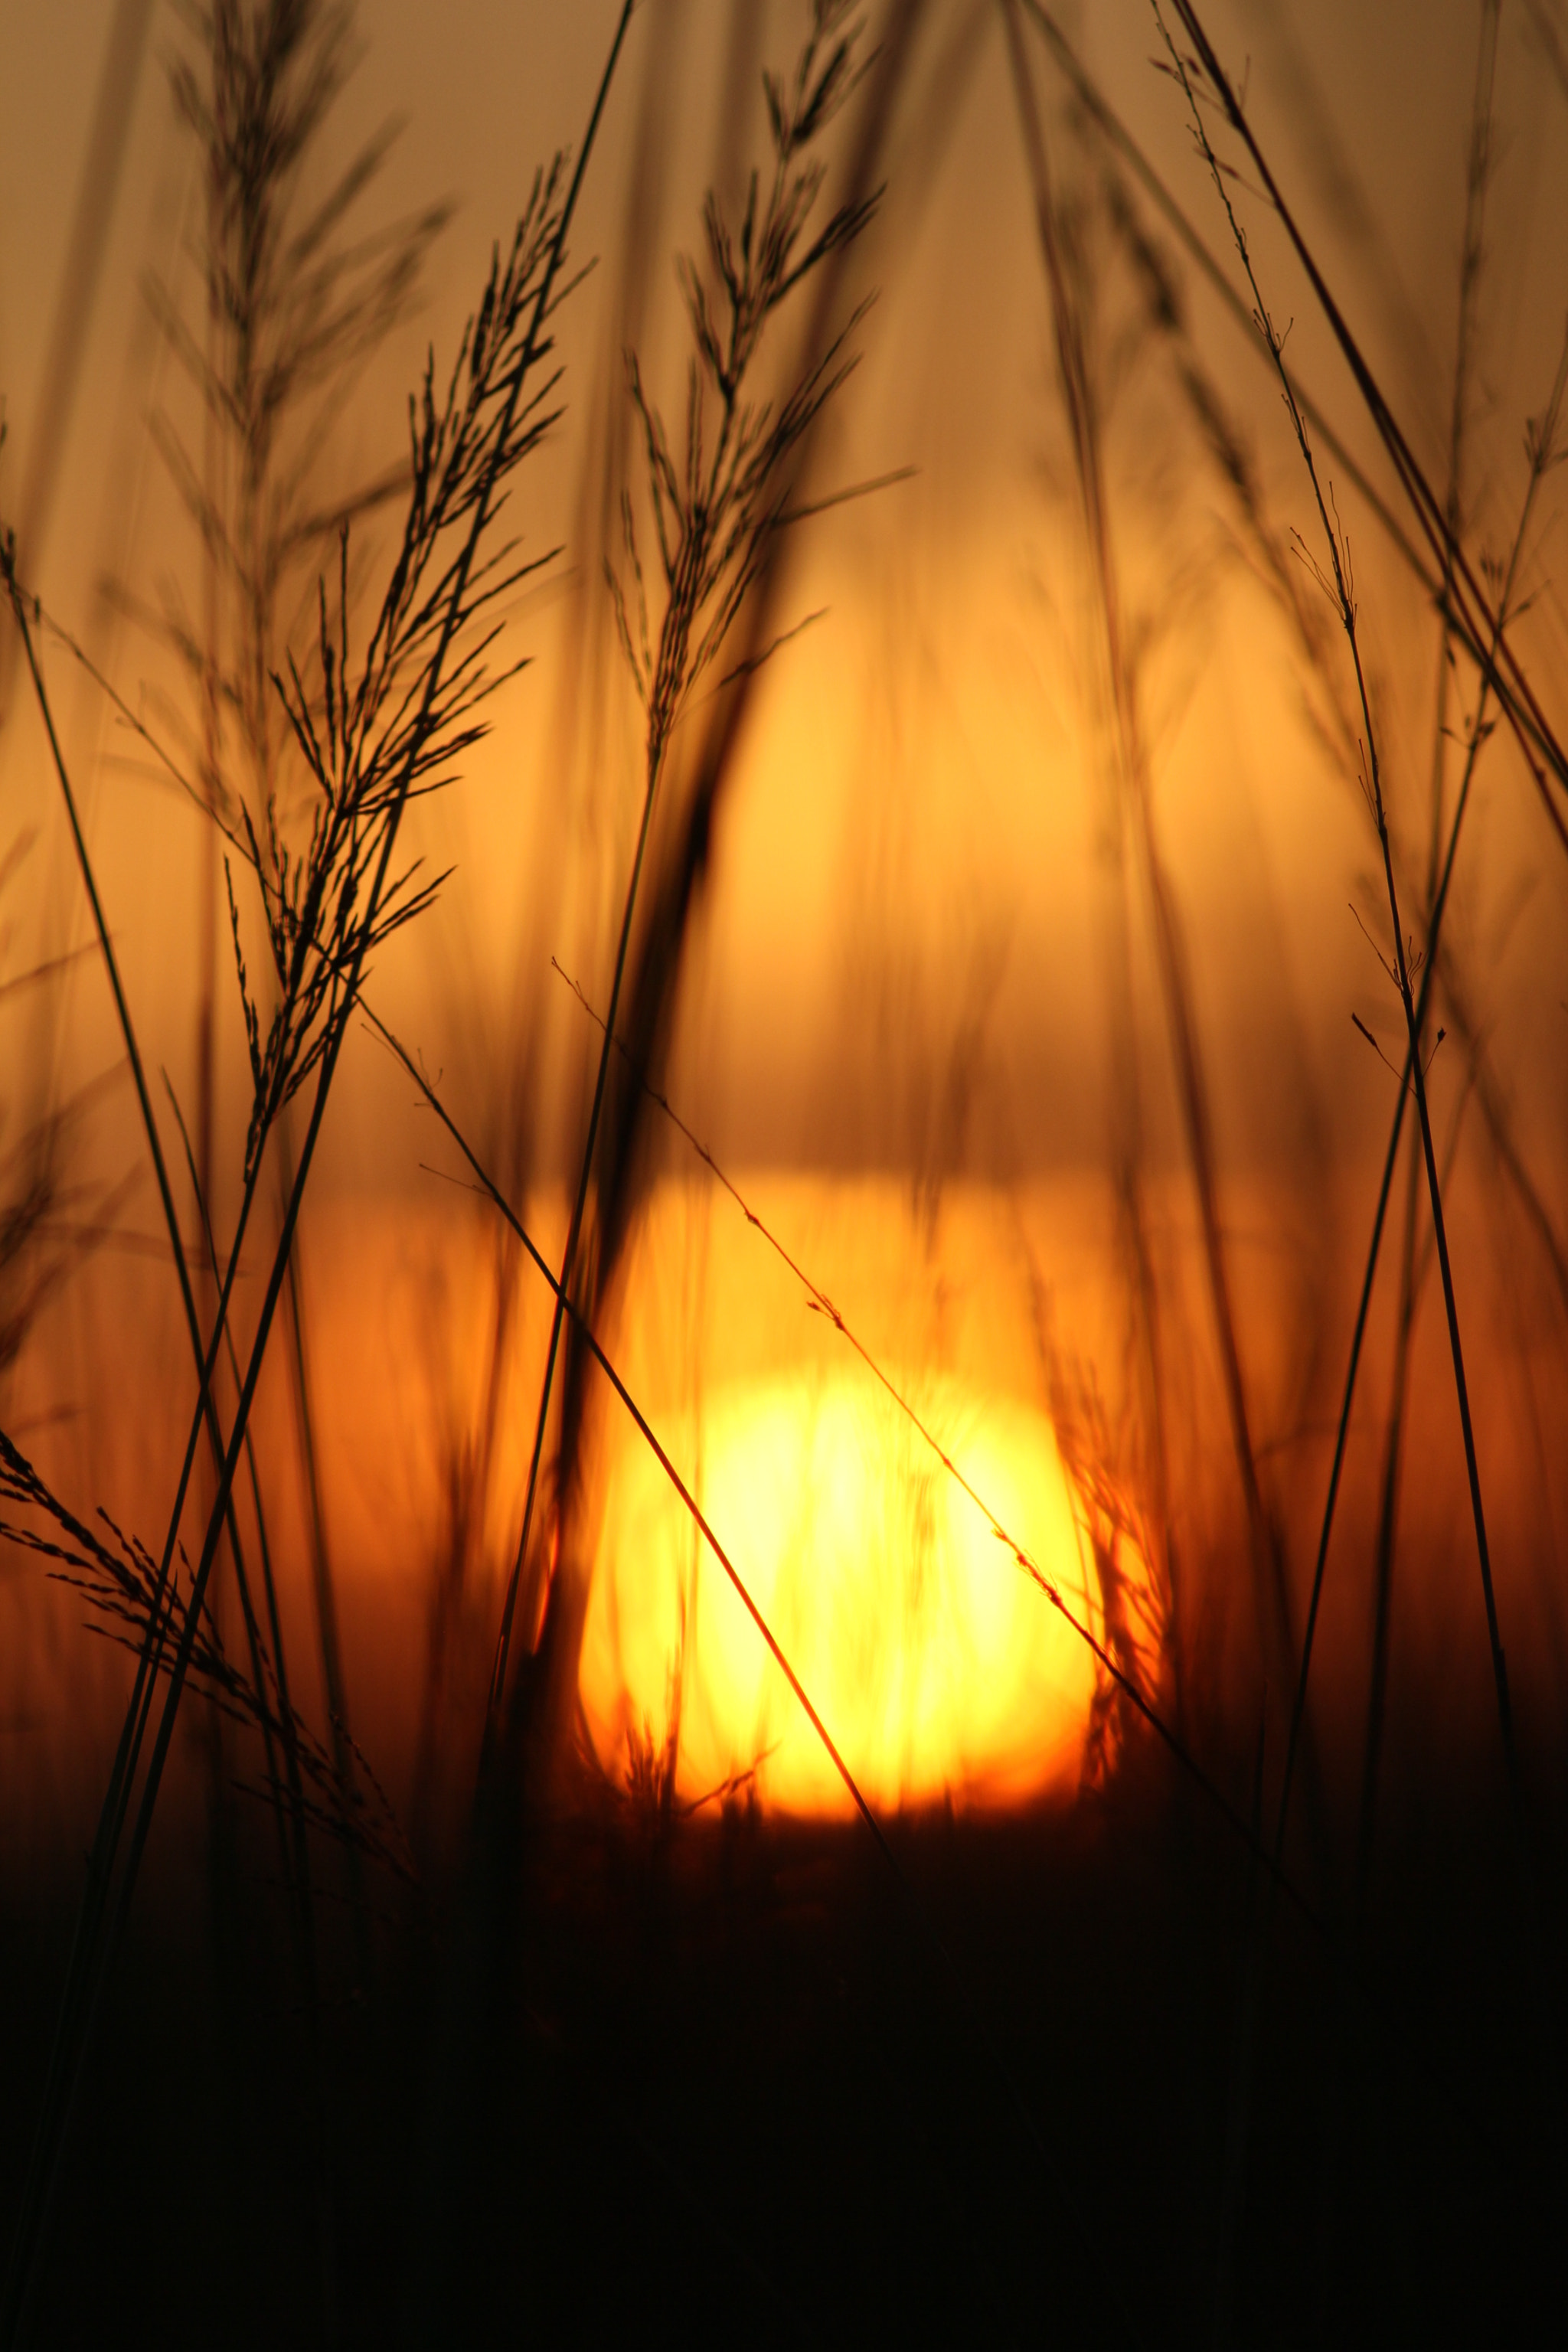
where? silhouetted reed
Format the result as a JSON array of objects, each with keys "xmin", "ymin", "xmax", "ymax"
[
  {"xmin": 495, "ymin": 0, "xmax": 906, "ymax": 1779},
  {"xmin": 0, "ymin": 35, "xmax": 613, "ymax": 2314}
]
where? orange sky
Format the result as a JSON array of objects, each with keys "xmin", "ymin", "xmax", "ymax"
[
  {"xmin": 2, "ymin": 0, "xmax": 1567, "ymax": 1204},
  {"xmin": 4, "ymin": 0, "xmax": 1568, "ymax": 1825}
]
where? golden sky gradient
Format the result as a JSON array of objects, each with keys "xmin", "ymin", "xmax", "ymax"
[
  {"xmin": 3, "ymin": 2, "xmax": 1568, "ymax": 1809},
  {"xmin": 3, "ymin": 2, "xmax": 1564, "ymax": 1183}
]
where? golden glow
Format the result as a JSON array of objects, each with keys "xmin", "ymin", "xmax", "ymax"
[{"xmin": 580, "ymin": 1367, "xmax": 1137, "ymax": 1817}]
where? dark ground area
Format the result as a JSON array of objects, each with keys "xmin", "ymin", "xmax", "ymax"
[{"xmin": 2, "ymin": 1734, "xmax": 1561, "ymax": 2347}]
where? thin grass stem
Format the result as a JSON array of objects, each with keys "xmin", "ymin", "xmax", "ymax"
[
  {"xmin": 370, "ymin": 985, "xmax": 1518, "ymax": 2210},
  {"xmin": 1005, "ymin": 0, "xmax": 1301, "ymax": 1767},
  {"xmin": 1167, "ymin": 0, "xmax": 1568, "ymax": 841},
  {"xmin": 1151, "ymin": 7, "xmax": 1560, "ymax": 2305},
  {"xmin": 1, "ymin": 18, "xmax": 631, "ymax": 2321}
]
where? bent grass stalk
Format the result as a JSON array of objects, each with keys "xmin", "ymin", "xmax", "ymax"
[
  {"xmin": 491, "ymin": 0, "xmax": 887, "ymax": 1745},
  {"xmin": 525, "ymin": 0, "xmax": 928, "ymax": 1763}
]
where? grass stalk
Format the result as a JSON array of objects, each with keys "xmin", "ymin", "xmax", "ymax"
[
  {"xmin": 1152, "ymin": 2, "xmax": 1560, "ymax": 2299},
  {"xmin": 1019, "ymin": 2, "xmax": 1436, "ymax": 600},
  {"xmin": 0, "ymin": 583, "xmax": 346, "ymax": 2347},
  {"xmin": 165, "ymin": 1089, "xmax": 341, "ymax": 2334},
  {"xmin": 1028, "ymin": 0, "xmax": 1568, "ymax": 825},
  {"xmin": 0, "ymin": 577, "xmax": 329, "ymax": 2321},
  {"xmin": 162, "ymin": 1076, "xmax": 338, "ymax": 1896},
  {"xmin": 364, "ymin": 1001, "xmax": 1159, "ymax": 2337},
  {"xmin": 2, "ymin": 60, "xmax": 613, "ymax": 2318},
  {"xmin": 497, "ymin": 0, "xmax": 909, "ymax": 1762},
  {"xmin": 1006, "ymin": 37, "xmax": 1188, "ymax": 1723},
  {"xmin": 275, "ymin": 1106, "xmax": 371, "ymax": 1986},
  {"xmin": 5, "ymin": 8, "xmax": 1564, "ymax": 2329},
  {"xmin": 526, "ymin": 0, "xmax": 927, "ymax": 1769},
  {"xmin": 1092, "ymin": 9, "xmax": 1568, "ymax": 1900},
  {"xmin": 1005, "ymin": 0, "xmax": 1301, "ymax": 1760},
  {"xmin": 379, "ymin": 983, "xmax": 1266, "ymax": 1928},
  {"xmin": 374, "ymin": 982, "xmax": 1513, "ymax": 2241},
  {"xmin": 165, "ymin": 1082, "xmax": 298, "ymax": 1880},
  {"xmin": 1353, "ymin": 1116, "xmax": 1423, "ymax": 1927},
  {"xmin": 1357, "ymin": 0, "xmax": 1501, "ymax": 1877},
  {"xmin": 0, "ymin": 582, "xmax": 276, "ymax": 1730},
  {"xmin": 1168, "ymin": 0, "xmax": 1568, "ymax": 833},
  {"xmin": 484, "ymin": 639, "xmax": 662, "ymax": 1730},
  {"xmin": 1280, "ymin": 312, "xmax": 1568, "ymax": 1891}
]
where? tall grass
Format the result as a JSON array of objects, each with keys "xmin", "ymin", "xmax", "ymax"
[
  {"xmin": 2, "ymin": 0, "xmax": 1566, "ymax": 2337},
  {"xmin": 2, "ymin": 2, "xmax": 624, "ymax": 2307}
]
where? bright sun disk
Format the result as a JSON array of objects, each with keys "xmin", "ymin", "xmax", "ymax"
[{"xmin": 580, "ymin": 1368, "xmax": 1142, "ymax": 1816}]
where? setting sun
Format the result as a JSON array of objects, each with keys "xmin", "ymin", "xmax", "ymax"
[{"xmin": 582, "ymin": 1369, "xmax": 1134, "ymax": 1814}]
